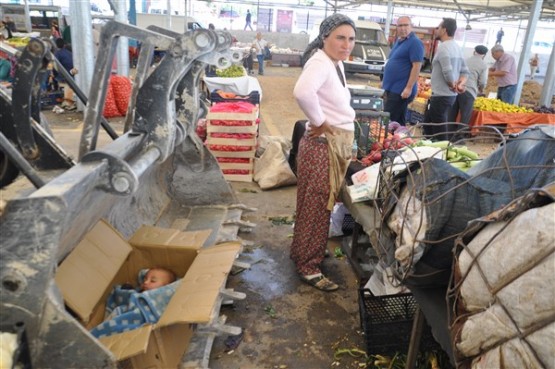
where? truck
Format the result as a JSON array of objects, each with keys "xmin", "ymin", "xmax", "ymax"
[
  {"xmin": 343, "ymin": 20, "xmax": 390, "ymax": 77},
  {"xmin": 135, "ymin": 13, "xmax": 204, "ymax": 32},
  {"xmin": 387, "ymin": 24, "xmax": 438, "ymax": 72},
  {"xmin": 0, "ymin": 3, "xmax": 63, "ymax": 37}
]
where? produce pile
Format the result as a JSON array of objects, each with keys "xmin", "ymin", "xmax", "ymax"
[
  {"xmin": 358, "ymin": 122, "xmax": 480, "ymax": 171},
  {"xmin": 215, "ymin": 64, "xmax": 246, "ymax": 78},
  {"xmin": 473, "ymin": 97, "xmax": 532, "ymax": 113},
  {"xmin": 416, "ymin": 76, "xmax": 432, "ymax": 99},
  {"xmin": 3, "ymin": 36, "xmax": 30, "ymax": 48},
  {"xmin": 532, "ymin": 105, "xmax": 555, "ymax": 114}
]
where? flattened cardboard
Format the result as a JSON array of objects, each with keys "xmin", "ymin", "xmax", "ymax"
[
  {"xmin": 158, "ymin": 241, "xmax": 242, "ymax": 327},
  {"xmin": 55, "ymin": 220, "xmax": 132, "ymax": 323},
  {"xmin": 98, "ymin": 325, "xmax": 152, "ymax": 360},
  {"xmin": 128, "ymin": 324, "xmax": 193, "ymax": 369}
]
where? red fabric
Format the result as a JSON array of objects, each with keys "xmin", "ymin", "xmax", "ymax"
[
  {"xmin": 290, "ymin": 136, "xmax": 331, "ymax": 276},
  {"xmin": 210, "ymin": 101, "xmax": 256, "ymax": 113},
  {"xmin": 470, "ymin": 110, "xmax": 555, "ymax": 134}
]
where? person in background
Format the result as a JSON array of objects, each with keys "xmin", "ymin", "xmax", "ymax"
[
  {"xmin": 244, "ymin": 10, "xmax": 253, "ymax": 31},
  {"xmin": 51, "ymin": 19, "xmax": 61, "ymax": 40},
  {"xmin": 291, "ymin": 13, "xmax": 356, "ymax": 292},
  {"xmin": 496, "ymin": 27, "xmax": 504, "ymax": 45},
  {"xmin": 252, "ymin": 32, "xmax": 268, "ymax": 76},
  {"xmin": 489, "ymin": 44, "xmax": 517, "ymax": 104},
  {"xmin": 62, "ymin": 16, "xmax": 71, "ymax": 46},
  {"xmin": 0, "ymin": 19, "xmax": 14, "ymax": 39},
  {"xmin": 53, "ymin": 38, "xmax": 78, "ymax": 110},
  {"xmin": 424, "ymin": 18, "xmax": 469, "ymax": 142},
  {"xmin": 203, "ymin": 24, "xmax": 218, "ymax": 76},
  {"xmin": 3, "ymin": 16, "xmax": 16, "ymax": 33},
  {"xmin": 529, "ymin": 53, "xmax": 539, "ymax": 80},
  {"xmin": 382, "ymin": 16, "xmax": 424, "ymax": 126},
  {"xmin": 243, "ymin": 46, "xmax": 255, "ymax": 75},
  {"xmin": 448, "ymin": 45, "xmax": 488, "ymax": 140}
]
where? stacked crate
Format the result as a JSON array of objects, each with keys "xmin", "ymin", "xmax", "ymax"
[{"xmin": 206, "ymin": 103, "xmax": 259, "ymax": 182}]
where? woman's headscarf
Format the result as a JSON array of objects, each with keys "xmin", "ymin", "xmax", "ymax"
[{"xmin": 301, "ymin": 13, "xmax": 356, "ymax": 66}]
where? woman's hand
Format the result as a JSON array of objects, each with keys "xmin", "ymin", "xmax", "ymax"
[{"xmin": 308, "ymin": 121, "xmax": 334, "ymax": 137}]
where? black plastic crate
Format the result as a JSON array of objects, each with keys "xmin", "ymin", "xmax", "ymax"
[
  {"xmin": 358, "ymin": 289, "xmax": 441, "ymax": 355},
  {"xmin": 406, "ymin": 109, "xmax": 425, "ymax": 124},
  {"xmin": 210, "ymin": 90, "xmax": 260, "ymax": 105},
  {"xmin": 351, "ymin": 96, "xmax": 383, "ymax": 111},
  {"xmin": 341, "ymin": 213, "xmax": 355, "ymax": 235}
]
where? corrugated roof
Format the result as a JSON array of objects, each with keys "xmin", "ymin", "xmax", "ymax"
[{"xmin": 333, "ymin": 0, "xmax": 555, "ymax": 22}]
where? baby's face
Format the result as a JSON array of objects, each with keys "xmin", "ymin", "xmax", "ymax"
[{"xmin": 141, "ymin": 269, "xmax": 172, "ymax": 291}]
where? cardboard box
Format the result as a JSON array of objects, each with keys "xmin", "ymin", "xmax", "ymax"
[{"xmin": 55, "ymin": 220, "xmax": 241, "ymax": 368}]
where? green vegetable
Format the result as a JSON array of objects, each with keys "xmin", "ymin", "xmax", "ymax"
[
  {"xmin": 452, "ymin": 147, "xmax": 480, "ymax": 160},
  {"xmin": 426, "ymin": 140, "xmax": 450, "ymax": 148},
  {"xmin": 215, "ymin": 64, "xmax": 246, "ymax": 78}
]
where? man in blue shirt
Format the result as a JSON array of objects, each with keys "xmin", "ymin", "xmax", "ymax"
[
  {"xmin": 53, "ymin": 38, "xmax": 78, "ymax": 110},
  {"xmin": 382, "ymin": 16, "xmax": 424, "ymax": 126}
]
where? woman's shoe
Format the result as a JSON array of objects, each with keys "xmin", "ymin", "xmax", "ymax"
[{"xmin": 300, "ymin": 275, "xmax": 338, "ymax": 292}]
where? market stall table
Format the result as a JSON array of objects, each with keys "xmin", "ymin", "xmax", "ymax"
[
  {"xmin": 203, "ymin": 75, "xmax": 263, "ymax": 102},
  {"xmin": 271, "ymin": 52, "xmax": 302, "ymax": 67},
  {"xmin": 470, "ymin": 110, "xmax": 555, "ymax": 134}
]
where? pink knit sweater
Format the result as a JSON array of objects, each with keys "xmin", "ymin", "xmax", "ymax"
[{"xmin": 293, "ymin": 49, "xmax": 355, "ymax": 132}]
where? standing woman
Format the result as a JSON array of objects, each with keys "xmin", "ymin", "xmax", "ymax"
[
  {"xmin": 291, "ymin": 14, "xmax": 356, "ymax": 292},
  {"xmin": 51, "ymin": 19, "xmax": 61, "ymax": 40}
]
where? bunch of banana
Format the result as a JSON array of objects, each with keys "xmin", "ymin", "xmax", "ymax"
[
  {"xmin": 5, "ymin": 37, "xmax": 30, "ymax": 48},
  {"xmin": 474, "ymin": 97, "xmax": 532, "ymax": 113}
]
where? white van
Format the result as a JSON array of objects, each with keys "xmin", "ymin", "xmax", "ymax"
[
  {"xmin": 136, "ymin": 13, "xmax": 204, "ymax": 32},
  {"xmin": 344, "ymin": 20, "xmax": 390, "ymax": 76}
]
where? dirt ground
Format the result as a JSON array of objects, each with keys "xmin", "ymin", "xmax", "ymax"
[{"xmin": 3, "ymin": 64, "xmax": 545, "ymax": 369}]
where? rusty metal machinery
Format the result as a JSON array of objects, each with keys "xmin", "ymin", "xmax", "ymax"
[{"xmin": 0, "ymin": 21, "xmax": 251, "ymax": 368}]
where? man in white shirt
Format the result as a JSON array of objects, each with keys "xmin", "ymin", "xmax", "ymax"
[{"xmin": 448, "ymin": 45, "xmax": 488, "ymax": 139}]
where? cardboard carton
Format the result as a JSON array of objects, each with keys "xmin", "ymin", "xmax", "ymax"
[{"xmin": 55, "ymin": 220, "xmax": 241, "ymax": 368}]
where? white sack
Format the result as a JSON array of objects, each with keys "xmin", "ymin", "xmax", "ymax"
[
  {"xmin": 254, "ymin": 140, "xmax": 297, "ymax": 190},
  {"xmin": 387, "ymin": 187, "xmax": 427, "ymax": 269},
  {"xmin": 458, "ymin": 203, "xmax": 555, "ymax": 311},
  {"xmin": 467, "ymin": 330, "xmax": 549, "ymax": 369},
  {"xmin": 455, "ymin": 203, "xmax": 555, "ymax": 368}
]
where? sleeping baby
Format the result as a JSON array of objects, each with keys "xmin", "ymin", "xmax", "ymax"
[{"xmin": 90, "ymin": 267, "xmax": 180, "ymax": 338}]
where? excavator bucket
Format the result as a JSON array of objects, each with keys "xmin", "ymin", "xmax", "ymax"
[{"xmin": 0, "ymin": 21, "xmax": 251, "ymax": 368}]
